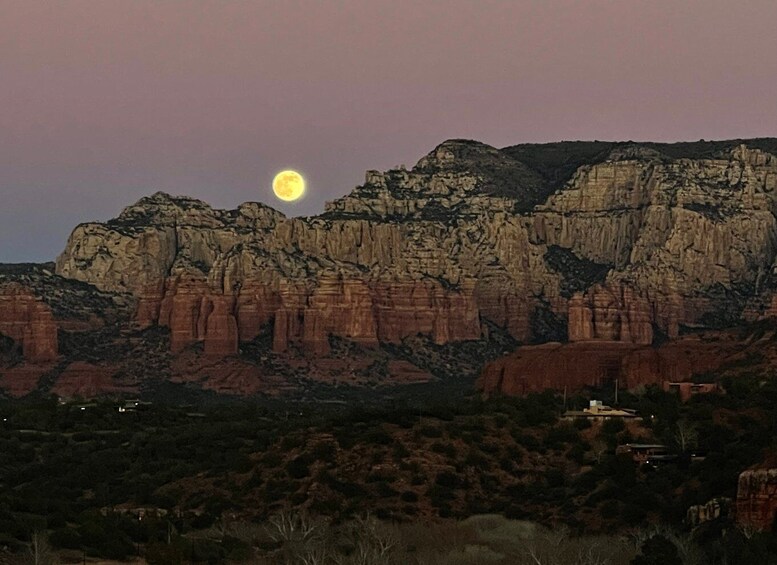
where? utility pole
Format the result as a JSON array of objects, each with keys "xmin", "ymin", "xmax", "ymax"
[{"xmin": 614, "ymin": 379, "xmax": 619, "ymax": 405}]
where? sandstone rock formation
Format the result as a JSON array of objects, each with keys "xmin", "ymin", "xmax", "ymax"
[
  {"xmin": 51, "ymin": 361, "xmax": 137, "ymax": 398},
  {"xmin": 478, "ymin": 334, "xmax": 737, "ymax": 396},
  {"xmin": 55, "ymin": 142, "xmax": 543, "ymax": 354},
  {"xmin": 2, "ymin": 138, "xmax": 777, "ymax": 398},
  {"xmin": 687, "ymin": 497, "xmax": 731, "ymax": 528},
  {"xmin": 0, "ymin": 283, "xmax": 58, "ymax": 362},
  {"xmin": 568, "ymin": 284, "xmax": 653, "ymax": 344},
  {"xmin": 52, "ymin": 139, "xmax": 777, "ymax": 365},
  {"xmin": 0, "ymin": 365, "xmax": 53, "ymax": 397},
  {"xmin": 736, "ymin": 468, "xmax": 777, "ymax": 532}
]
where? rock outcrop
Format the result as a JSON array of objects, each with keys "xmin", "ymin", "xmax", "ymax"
[
  {"xmin": 53, "ymin": 139, "xmax": 777, "ymax": 360},
  {"xmin": 568, "ymin": 284, "xmax": 653, "ymax": 344},
  {"xmin": 154, "ymin": 275, "xmax": 239, "ymax": 355},
  {"xmin": 687, "ymin": 498, "xmax": 731, "ymax": 528},
  {"xmin": 51, "ymin": 362, "xmax": 137, "ymax": 398},
  {"xmin": 0, "ymin": 365, "xmax": 53, "ymax": 397},
  {"xmin": 478, "ymin": 334, "xmax": 737, "ymax": 396},
  {"xmin": 736, "ymin": 468, "xmax": 777, "ymax": 532},
  {"xmin": 0, "ymin": 284, "xmax": 58, "ymax": 362},
  {"xmin": 3, "ymin": 138, "xmax": 777, "ymax": 398},
  {"xmin": 135, "ymin": 272, "xmax": 481, "ymax": 357}
]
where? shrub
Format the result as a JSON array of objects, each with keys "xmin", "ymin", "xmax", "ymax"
[
  {"xmin": 430, "ymin": 441, "xmax": 457, "ymax": 458},
  {"xmin": 632, "ymin": 534, "xmax": 681, "ymax": 565},
  {"xmin": 600, "ymin": 499, "xmax": 620, "ymax": 519},
  {"xmin": 499, "ymin": 456, "xmax": 515, "ymax": 473},
  {"xmin": 280, "ymin": 435, "xmax": 304, "ymax": 450},
  {"xmin": 50, "ymin": 527, "xmax": 81, "ymax": 549},
  {"xmin": 567, "ymin": 443, "xmax": 587, "ymax": 464},
  {"xmin": 311, "ymin": 441, "xmax": 337, "ymax": 461},
  {"xmin": 285, "ymin": 456, "xmax": 311, "ymax": 479},
  {"xmin": 365, "ymin": 427, "xmax": 393, "ymax": 445},
  {"xmin": 434, "ymin": 470, "xmax": 460, "ymax": 489},
  {"xmin": 374, "ymin": 481, "xmax": 399, "ymax": 498},
  {"xmin": 602, "ymin": 418, "xmax": 626, "ymax": 435},
  {"xmin": 545, "ymin": 423, "xmax": 580, "ymax": 449},
  {"xmin": 463, "ymin": 449, "xmax": 491, "ymax": 471},
  {"xmin": 418, "ymin": 425, "xmax": 443, "ymax": 439},
  {"xmin": 574, "ymin": 418, "xmax": 593, "ymax": 430},
  {"xmin": 260, "ymin": 451, "xmax": 283, "ymax": 469},
  {"xmin": 513, "ymin": 431, "xmax": 541, "ymax": 451},
  {"xmin": 427, "ymin": 484, "xmax": 455, "ymax": 509},
  {"xmin": 392, "ymin": 441, "xmax": 411, "ymax": 460}
]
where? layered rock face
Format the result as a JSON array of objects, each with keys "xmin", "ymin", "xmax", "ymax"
[
  {"xmin": 568, "ymin": 284, "xmax": 654, "ymax": 344},
  {"xmin": 135, "ymin": 273, "xmax": 482, "ymax": 357},
  {"xmin": 687, "ymin": 498, "xmax": 731, "ymax": 528},
  {"xmin": 0, "ymin": 264, "xmax": 137, "ymax": 397},
  {"xmin": 0, "ymin": 284, "xmax": 58, "ymax": 362},
  {"xmin": 55, "ymin": 139, "xmax": 777, "ymax": 359},
  {"xmin": 736, "ymin": 469, "xmax": 777, "ymax": 532},
  {"xmin": 56, "ymin": 141, "xmax": 549, "ymax": 353},
  {"xmin": 477, "ymin": 336, "xmax": 730, "ymax": 396}
]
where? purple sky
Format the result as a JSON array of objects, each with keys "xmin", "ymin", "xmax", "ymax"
[{"xmin": 2, "ymin": 0, "xmax": 776, "ymax": 262}]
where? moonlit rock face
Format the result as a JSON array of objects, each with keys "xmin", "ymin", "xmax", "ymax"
[{"xmin": 272, "ymin": 170, "xmax": 305, "ymax": 202}]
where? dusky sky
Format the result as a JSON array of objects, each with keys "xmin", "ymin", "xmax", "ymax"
[{"xmin": 2, "ymin": 0, "xmax": 776, "ymax": 261}]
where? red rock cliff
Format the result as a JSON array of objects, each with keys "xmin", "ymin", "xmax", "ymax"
[
  {"xmin": 56, "ymin": 142, "xmax": 777, "ymax": 350},
  {"xmin": 478, "ymin": 336, "xmax": 731, "ymax": 396},
  {"xmin": 736, "ymin": 468, "xmax": 777, "ymax": 532},
  {"xmin": 0, "ymin": 284, "xmax": 58, "ymax": 362},
  {"xmin": 568, "ymin": 284, "xmax": 653, "ymax": 344},
  {"xmin": 138, "ymin": 274, "xmax": 481, "ymax": 357}
]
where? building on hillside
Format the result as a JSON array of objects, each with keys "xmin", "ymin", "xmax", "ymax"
[
  {"xmin": 563, "ymin": 400, "xmax": 641, "ymax": 421},
  {"xmin": 616, "ymin": 443, "xmax": 669, "ymax": 464},
  {"xmin": 662, "ymin": 381, "xmax": 719, "ymax": 402},
  {"xmin": 117, "ymin": 399, "xmax": 151, "ymax": 413},
  {"xmin": 617, "ymin": 443, "xmax": 682, "ymax": 467}
]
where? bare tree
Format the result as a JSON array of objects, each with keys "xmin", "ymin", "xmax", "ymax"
[
  {"xmin": 265, "ymin": 510, "xmax": 329, "ymax": 564},
  {"xmin": 266, "ymin": 511, "xmax": 324, "ymax": 545},
  {"xmin": 575, "ymin": 539, "xmax": 616, "ymax": 565},
  {"xmin": 670, "ymin": 532, "xmax": 704, "ymax": 565},
  {"xmin": 24, "ymin": 532, "xmax": 58, "ymax": 565},
  {"xmin": 330, "ymin": 513, "xmax": 399, "ymax": 565},
  {"xmin": 674, "ymin": 420, "xmax": 699, "ymax": 453},
  {"xmin": 525, "ymin": 527, "xmax": 568, "ymax": 564},
  {"xmin": 591, "ymin": 439, "xmax": 609, "ymax": 464},
  {"xmin": 298, "ymin": 548, "xmax": 331, "ymax": 565},
  {"xmin": 738, "ymin": 522, "xmax": 758, "ymax": 540},
  {"xmin": 520, "ymin": 527, "xmax": 631, "ymax": 565}
]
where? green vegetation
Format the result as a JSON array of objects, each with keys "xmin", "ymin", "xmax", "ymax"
[
  {"xmin": 503, "ymin": 138, "xmax": 777, "ymax": 194},
  {"xmin": 2, "ymin": 377, "xmax": 777, "ymax": 562}
]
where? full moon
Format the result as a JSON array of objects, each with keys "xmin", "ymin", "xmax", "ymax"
[{"xmin": 272, "ymin": 170, "xmax": 305, "ymax": 202}]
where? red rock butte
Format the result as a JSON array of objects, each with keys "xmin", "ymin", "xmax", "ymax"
[{"xmin": 4, "ymin": 138, "xmax": 777, "ymax": 397}]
